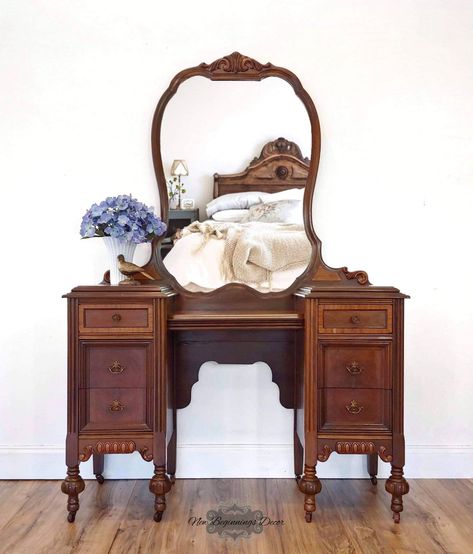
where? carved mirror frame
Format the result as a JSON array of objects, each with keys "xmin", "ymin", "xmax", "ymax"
[{"xmin": 144, "ymin": 52, "xmax": 369, "ymax": 296}]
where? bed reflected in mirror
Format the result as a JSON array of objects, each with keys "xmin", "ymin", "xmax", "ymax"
[{"xmin": 159, "ymin": 77, "xmax": 312, "ymax": 293}]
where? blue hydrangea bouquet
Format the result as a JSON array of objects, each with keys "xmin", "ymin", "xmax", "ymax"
[{"xmin": 80, "ymin": 194, "xmax": 166, "ymax": 284}]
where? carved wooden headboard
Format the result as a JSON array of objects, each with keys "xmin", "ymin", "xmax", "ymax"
[{"xmin": 213, "ymin": 137, "xmax": 310, "ymax": 198}]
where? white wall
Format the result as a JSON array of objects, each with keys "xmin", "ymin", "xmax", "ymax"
[{"xmin": 1, "ymin": 0, "xmax": 472, "ymax": 479}]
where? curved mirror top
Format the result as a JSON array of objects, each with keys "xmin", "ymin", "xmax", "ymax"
[{"xmin": 158, "ymin": 73, "xmax": 314, "ymax": 294}]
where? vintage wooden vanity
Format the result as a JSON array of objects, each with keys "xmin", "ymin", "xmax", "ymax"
[{"xmin": 62, "ymin": 52, "xmax": 409, "ymax": 524}]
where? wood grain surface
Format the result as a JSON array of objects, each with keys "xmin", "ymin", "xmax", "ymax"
[{"xmin": 0, "ymin": 478, "xmax": 472, "ymax": 553}]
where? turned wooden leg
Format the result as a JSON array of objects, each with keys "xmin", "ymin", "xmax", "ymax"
[
  {"xmin": 294, "ymin": 427, "xmax": 303, "ymax": 482},
  {"xmin": 367, "ymin": 453, "xmax": 378, "ymax": 485},
  {"xmin": 149, "ymin": 464, "xmax": 172, "ymax": 522},
  {"xmin": 297, "ymin": 463, "xmax": 322, "ymax": 522},
  {"xmin": 385, "ymin": 465, "xmax": 409, "ymax": 523},
  {"xmin": 61, "ymin": 465, "xmax": 85, "ymax": 523},
  {"xmin": 93, "ymin": 454, "xmax": 105, "ymax": 484}
]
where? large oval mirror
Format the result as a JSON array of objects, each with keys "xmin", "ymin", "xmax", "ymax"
[{"xmin": 150, "ymin": 53, "xmax": 321, "ymax": 295}]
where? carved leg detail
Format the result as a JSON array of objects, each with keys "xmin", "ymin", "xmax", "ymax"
[
  {"xmin": 93, "ymin": 454, "xmax": 105, "ymax": 484},
  {"xmin": 367, "ymin": 453, "xmax": 378, "ymax": 485},
  {"xmin": 149, "ymin": 464, "xmax": 172, "ymax": 523},
  {"xmin": 385, "ymin": 465, "xmax": 409, "ymax": 523},
  {"xmin": 298, "ymin": 464, "xmax": 322, "ymax": 523},
  {"xmin": 61, "ymin": 465, "xmax": 85, "ymax": 523}
]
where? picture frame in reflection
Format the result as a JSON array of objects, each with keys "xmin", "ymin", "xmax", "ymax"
[{"xmin": 180, "ymin": 198, "xmax": 195, "ymax": 210}]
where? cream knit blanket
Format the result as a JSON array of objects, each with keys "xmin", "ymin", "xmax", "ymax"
[{"xmin": 180, "ymin": 221, "xmax": 311, "ymax": 286}]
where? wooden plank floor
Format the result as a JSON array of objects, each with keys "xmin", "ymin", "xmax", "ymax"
[{"xmin": 0, "ymin": 479, "xmax": 472, "ymax": 553}]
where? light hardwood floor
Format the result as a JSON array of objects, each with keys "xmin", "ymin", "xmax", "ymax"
[{"xmin": 0, "ymin": 478, "xmax": 472, "ymax": 553}]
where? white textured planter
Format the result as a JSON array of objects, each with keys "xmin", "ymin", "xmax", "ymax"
[{"xmin": 102, "ymin": 237, "xmax": 137, "ymax": 285}]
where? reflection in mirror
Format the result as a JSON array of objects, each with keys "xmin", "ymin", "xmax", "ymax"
[{"xmin": 160, "ymin": 77, "xmax": 312, "ymax": 293}]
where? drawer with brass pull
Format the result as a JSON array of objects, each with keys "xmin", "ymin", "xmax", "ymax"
[
  {"xmin": 79, "ymin": 341, "xmax": 151, "ymax": 388},
  {"xmin": 318, "ymin": 340, "xmax": 392, "ymax": 389},
  {"xmin": 318, "ymin": 388, "xmax": 391, "ymax": 432},
  {"xmin": 78, "ymin": 303, "xmax": 153, "ymax": 334},
  {"xmin": 318, "ymin": 303, "xmax": 392, "ymax": 334},
  {"xmin": 79, "ymin": 388, "xmax": 150, "ymax": 432}
]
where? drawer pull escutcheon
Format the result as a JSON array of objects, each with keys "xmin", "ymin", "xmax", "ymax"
[
  {"xmin": 111, "ymin": 313, "xmax": 122, "ymax": 322},
  {"xmin": 350, "ymin": 315, "xmax": 361, "ymax": 324},
  {"xmin": 109, "ymin": 400, "xmax": 125, "ymax": 412},
  {"xmin": 346, "ymin": 361, "xmax": 362, "ymax": 375},
  {"xmin": 109, "ymin": 361, "xmax": 125, "ymax": 374},
  {"xmin": 346, "ymin": 400, "xmax": 363, "ymax": 414}
]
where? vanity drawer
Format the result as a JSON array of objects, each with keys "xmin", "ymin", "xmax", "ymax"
[
  {"xmin": 79, "ymin": 341, "xmax": 150, "ymax": 389},
  {"xmin": 318, "ymin": 304, "xmax": 392, "ymax": 334},
  {"xmin": 318, "ymin": 388, "xmax": 391, "ymax": 432},
  {"xmin": 79, "ymin": 388, "xmax": 149, "ymax": 432},
  {"xmin": 318, "ymin": 340, "xmax": 391, "ymax": 389},
  {"xmin": 79, "ymin": 304, "xmax": 153, "ymax": 334}
]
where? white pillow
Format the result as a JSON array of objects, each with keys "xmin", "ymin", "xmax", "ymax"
[
  {"xmin": 206, "ymin": 191, "xmax": 270, "ymax": 217},
  {"xmin": 212, "ymin": 209, "xmax": 249, "ymax": 222},
  {"xmin": 241, "ymin": 199, "xmax": 303, "ymax": 224},
  {"xmin": 262, "ymin": 188, "xmax": 304, "ymax": 203}
]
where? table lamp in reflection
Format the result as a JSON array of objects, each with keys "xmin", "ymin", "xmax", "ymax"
[{"xmin": 170, "ymin": 159, "xmax": 188, "ymax": 209}]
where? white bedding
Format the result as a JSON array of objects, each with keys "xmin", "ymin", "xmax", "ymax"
[{"xmin": 163, "ymin": 221, "xmax": 308, "ymax": 292}]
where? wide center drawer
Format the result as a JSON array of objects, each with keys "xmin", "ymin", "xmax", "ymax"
[
  {"xmin": 318, "ymin": 340, "xmax": 392, "ymax": 389},
  {"xmin": 79, "ymin": 303, "xmax": 153, "ymax": 334},
  {"xmin": 79, "ymin": 341, "xmax": 151, "ymax": 388},
  {"xmin": 79, "ymin": 388, "xmax": 150, "ymax": 432},
  {"xmin": 318, "ymin": 388, "xmax": 391, "ymax": 432},
  {"xmin": 318, "ymin": 304, "xmax": 392, "ymax": 334}
]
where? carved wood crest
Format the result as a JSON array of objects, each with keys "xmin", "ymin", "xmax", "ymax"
[
  {"xmin": 250, "ymin": 137, "xmax": 310, "ymax": 166},
  {"xmin": 200, "ymin": 52, "xmax": 271, "ymax": 79}
]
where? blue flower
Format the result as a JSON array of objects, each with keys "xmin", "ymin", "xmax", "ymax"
[
  {"xmin": 98, "ymin": 211, "xmax": 113, "ymax": 224},
  {"xmin": 109, "ymin": 226, "xmax": 125, "ymax": 238},
  {"xmin": 80, "ymin": 222, "xmax": 96, "ymax": 238},
  {"xmin": 90, "ymin": 203, "xmax": 104, "ymax": 217},
  {"xmin": 79, "ymin": 194, "xmax": 166, "ymax": 242},
  {"xmin": 116, "ymin": 195, "xmax": 130, "ymax": 210}
]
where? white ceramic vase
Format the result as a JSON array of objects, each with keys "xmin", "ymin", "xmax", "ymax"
[{"xmin": 102, "ymin": 237, "xmax": 137, "ymax": 285}]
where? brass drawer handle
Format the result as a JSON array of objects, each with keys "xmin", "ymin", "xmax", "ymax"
[
  {"xmin": 109, "ymin": 361, "xmax": 125, "ymax": 374},
  {"xmin": 109, "ymin": 400, "xmax": 125, "ymax": 412},
  {"xmin": 111, "ymin": 313, "xmax": 122, "ymax": 322},
  {"xmin": 350, "ymin": 315, "xmax": 361, "ymax": 324},
  {"xmin": 346, "ymin": 361, "xmax": 362, "ymax": 375},
  {"xmin": 346, "ymin": 400, "xmax": 363, "ymax": 414}
]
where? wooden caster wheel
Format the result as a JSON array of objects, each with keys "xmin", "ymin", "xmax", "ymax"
[
  {"xmin": 95, "ymin": 474, "xmax": 105, "ymax": 484},
  {"xmin": 370, "ymin": 476, "xmax": 377, "ymax": 485},
  {"xmin": 154, "ymin": 511, "xmax": 163, "ymax": 522},
  {"xmin": 67, "ymin": 512, "xmax": 76, "ymax": 523},
  {"xmin": 305, "ymin": 511, "xmax": 312, "ymax": 523},
  {"xmin": 295, "ymin": 474, "xmax": 301, "ymax": 483},
  {"xmin": 393, "ymin": 512, "xmax": 400, "ymax": 524}
]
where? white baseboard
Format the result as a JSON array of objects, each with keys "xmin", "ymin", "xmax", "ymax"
[{"xmin": 0, "ymin": 444, "xmax": 472, "ymax": 479}]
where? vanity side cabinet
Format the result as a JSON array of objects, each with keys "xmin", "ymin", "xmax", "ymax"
[
  {"xmin": 298, "ymin": 289, "xmax": 408, "ymax": 524},
  {"xmin": 61, "ymin": 286, "xmax": 175, "ymax": 523}
]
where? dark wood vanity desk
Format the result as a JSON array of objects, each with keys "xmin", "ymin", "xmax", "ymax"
[{"xmin": 62, "ymin": 53, "xmax": 409, "ymax": 525}]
